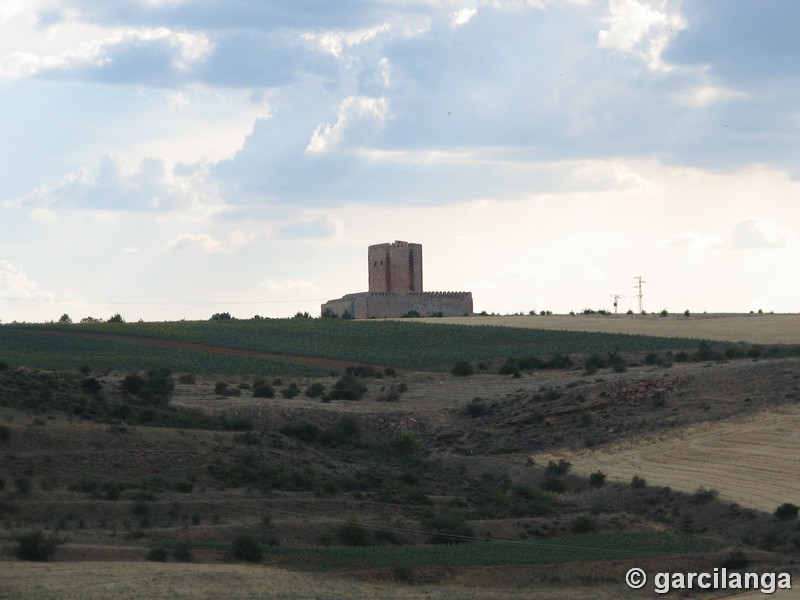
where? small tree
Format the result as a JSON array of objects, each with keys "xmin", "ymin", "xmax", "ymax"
[
  {"xmin": 231, "ymin": 534, "xmax": 262, "ymax": 562},
  {"xmin": 210, "ymin": 312, "xmax": 232, "ymax": 321},
  {"xmin": 775, "ymin": 502, "xmax": 799, "ymax": 521},
  {"xmin": 589, "ymin": 471, "xmax": 607, "ymax": 488},
  {"xmin": 58, "ymin": 313, "xmax": 72, "ymax": 324},
  {"xmin": 16, "ymin": 531, "xmax": 61, "ymax": 561},
  {"xmin": 109, "ymin": 313, "xmax": 125, "ymax": 323},
  {"xmin": 451, "ymin": 360, "xmax": 474, "ymax": 377},
  {"xmin": 336, "ymin": 516, "xmax": 371, "ymax": 547}
]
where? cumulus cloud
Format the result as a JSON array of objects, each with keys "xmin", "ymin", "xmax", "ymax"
[
  {"xmin": 306, "ymin": 96, "xmax": 390, "ymax": 153},
  {"xmin": 7, "ymin": 154, "xmax": 221, "ymax": 217},
  {"xmin": 719, "ymin": 219, "xmax": 791, "ymax": 250},
  {"xmin": 162, "ymin": 230, "xmax": 248, "ymax": 253},
  {"xmin": 0, "ymin": 260, "xmax": 54, "ymax": 304},
  {"xmin": 260, "ymin": 278, "xmax": 318, "ymax": 293}
]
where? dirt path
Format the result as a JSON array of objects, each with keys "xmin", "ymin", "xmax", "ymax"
[{"xmin": 532, "ymin": 405, "xmax": 800, "ymax": 514}]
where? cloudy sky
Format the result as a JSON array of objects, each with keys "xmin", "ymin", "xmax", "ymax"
[{"xmin": 1, "ymin": 0, "xmax": 798, "ymax": 322}]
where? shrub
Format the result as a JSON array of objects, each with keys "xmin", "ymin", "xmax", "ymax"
[
  {"xmin": 466, "ymin": 399, "xmax": 489, "ymax": 417},
  {"xmin": 147, "ymin": 546, "xmax": 169, "ymax": 562},
  {"xmin": 451, "ymin": 360, "xmax": 474, "ymax": 376},
  {"xmin": 541, "ymin": 477, "xmax": 566, "ymax": 493},
  {"xmin": 253, "ymin": 381, "xmax": 275, "ymax": 398},
  {"xmin": 720, "ymin": 550, "xmax": 750, "ymax": 570},
  {"xmin": 281, "ymin": 383, "xmax": 301, "ymax": 399},
  {"xmin": 108, "ymin": 313, "xmax": 125, "ymax": 323},
  {"xmin": 691, "ymin": 487, "xmax": 719, "ymax": 504},
  {"xmin": 318, "ymin": 528, "xmax": 333, "ymax": 546},
  {"xmin": 16, "ymin": 531, "xmax": 60, "ymax": 561},
  {"xmin": 173, "ymin": 542, "xmax": 192, "ymax": 562},
  {"xmin": 336, "ymin": 516, "xmax": 371, "ymax": 547},
  {"xmin": 571, "ymin": 515, "xmax": 597, "ymax": 533},
  {"xmin": 122, "ymin": 369, "xmax": 174, "ymax": 406},
  {"xmin": 280, "ymin": 421, "xmax": 319, "ymax": 442},
  {"xmin": 231, "ymin": 534, "xmax": 262, "ymax": 562},
  {"xmin": 318, "ymin": 417, "xmax": 361, "ymax": 447},
  {"xmin": 305, "ymin": 383, "xmax": 326, "ymax": 398},
  {"xmin": 589, "ymin": 471, "xmax": 606, "ymax": 488},
  {"xmin": 423, "ymin": 511, "xmax": 475, "ymax": 544},
  {"xmin": 178, "ymin": 373, "xmax": 196, "ymax": 384},
  {"xmin": 630, "ymin": 475, "xmax": 647, "ymax": 488},
  {"xmin": 210, "ymin": 312, "xmax": 232, "ymax": 320},
  {"xmin": 327, "ymin": 374, "xmax": 367, "ymax": 401},
  {"xmin": 391, "ymin": 430, "xmax": 419, "ymax": 456},
  {"xmin": 775, "ymin": 502, "xmax": 799, "ymax": 521},
  {"xmin": 81, "ymin": 377, "xmax": 102, "ymax": 394},
  {"xmin": 544, "ymin": 459, "xmax": 571, "ymax": 475},
  {"xmin": 0, "ymin": 360, "xmax": 8, "ymax": 371},
  {"xmin": 376, "ymin": 384, "xmax": 401, "ymax": 402},
  {"xmin": 0, "ymin": 425, "xmax": 10, "ymax": 443}
]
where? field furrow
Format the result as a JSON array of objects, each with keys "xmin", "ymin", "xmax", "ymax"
[{"xmin": 533, "ymin": 406, "xmax": 800, "ymax": 513}]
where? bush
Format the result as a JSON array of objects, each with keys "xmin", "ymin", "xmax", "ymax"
[
  {"xmin": 423, "ymin": 511, "xmax": 475, "ymax": 544},
  {"xmin": 589, "ymin": 471, "xmax": 606, "ymax": 488},
  {"xmin": 571, "ymin": 515, "xmax": 597, "ymax": 533},
  {"xmin": 147, "ymin": 546, "xmax": 169, "ymax": 562},
  {"xmin": 775, "ymin": 502, "xmax": 799, "ymax": 521},
  {"xmin": 231, "ymin": 534, "xmax": 262, "ymax": 562},
  {"xmin": 337, "ymin": 516, "xmax": 371, "ymax": 547},
  {"xmin": 16, "ymin": 531, "xmax": 60, "ymax": 561},
  {"xmin": 691, "ymin": 487, "xmax": 719, "ymax": 505},
  {"xmin": 541, "ymin": 477, "xmax": 566, "ymax": 493},
  {"xmin": 390, "ymin": 430, "xmax": 419, "ymax": 456},
  {"xmin": 122, "ymin": 369, "xmax": 174, "ymax": 406},
  {"xmin": 720, "ymin": 550, "xmax": 750, "ymax": 570},
  {"xmin": 318, "ymin": 528, "xmax": 333, "ymax": 546},
  {"xmin": 280, "ymin": 421, "xmax": 319, "ymax": 442},
  {"xmin": 253, "ymin": 381, "xmax": 275, "ymax": 398},
  {"xmin": 81, "ymin": 377, "xmax": 102, "ymax": 394},
  {"xmin": 173, "ymin": 541, "xmax": 192, "ymax": 562},
  {"xmin": 281, "ymin": 383, "xmax": 301, "ymax": 399},
  {"xmin": 305, "ymin": 383, "xmax": 326, "ymax": 398},
  {"xmin": 210, "ymin": 312, "xmax": 232, "ymax": 320},
  {"xmin": 327, "ymin": 374, "xmax": 367, "ymax": 400},
  {"xmin": 466, "ymin": 399, "xmax": 489, "ymax": 417},
  {"xmin": 451, "ymin": 360, "xmax": 474, "ymax": 377},
  {"xmin": 0, "ymin": 425, "xmax": 10, "ymax": 443},
  {"xmin": 630, "ymin": 475, "xmax": 647, "ymax": 489},
  {"xmin": 108, "ymin": 313, "xmax": 125, "ymax": 323},
  {"xmin": 544, "ymin": 459, "xmax": 571, "ymax": 475}
]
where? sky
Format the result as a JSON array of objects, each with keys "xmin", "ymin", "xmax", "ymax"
[{"xmin": 1, "ymin": 0, "xmax": 799, "ymax": 322}]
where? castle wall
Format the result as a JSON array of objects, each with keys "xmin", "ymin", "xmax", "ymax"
[
  {"xmin": 368, "ymin": 241, "xmax": 422, "ymax": 293},
  {"xmin": 321, "ymin": 291, "xmax": 472, "ymax": 319}
]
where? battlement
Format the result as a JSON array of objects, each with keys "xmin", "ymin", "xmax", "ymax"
[{"xmin": 322, "ymin": 241, "xmax": 473, "ymax": 318}]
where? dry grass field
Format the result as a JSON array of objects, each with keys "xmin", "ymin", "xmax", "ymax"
[
  {"xmin": 532, "ymin": 403, "xmax": 800, "ymax": 514},
  {"xmin": 420, "ymin": 313, "xmax": 800, "ymax": 344}
]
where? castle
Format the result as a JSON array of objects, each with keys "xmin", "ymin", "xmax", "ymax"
[{"xmin": 320, "ymin": 241, "xmax": 473, "ymax": 319}]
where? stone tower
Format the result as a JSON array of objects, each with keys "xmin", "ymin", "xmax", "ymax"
[{"xmin": 368, "ymin": 241, "xmax": 423, "ymax": 293}]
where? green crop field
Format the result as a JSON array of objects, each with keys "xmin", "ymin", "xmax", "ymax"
[
  {"xmin": 0, "ymin": 318, "xmax": 704, "ymax": 375},
  {"xmin": 155, "ymin": 531, "xmax": 723, "ymax": 570}
]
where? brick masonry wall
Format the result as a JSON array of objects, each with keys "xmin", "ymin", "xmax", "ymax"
[
  {"xmin": 321, "ymin": 292, "xmax": 473, "ymax": 318},
  {"xmin": 368, "ymin": 241, "xmax": 422, "ymax": 293}
]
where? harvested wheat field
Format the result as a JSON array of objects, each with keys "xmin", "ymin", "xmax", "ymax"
[
  {"xmin": 420, "ymin": 313, "xmax": 800, "ymax": 345},
  {"xmin": 533, "ymin": 404, "xmax": 800, "ymax": 514}
]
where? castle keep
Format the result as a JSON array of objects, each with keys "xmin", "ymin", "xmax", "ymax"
[{"xmin": 321, "ymin": 241, "xmax": 473, "ymax": 319}]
